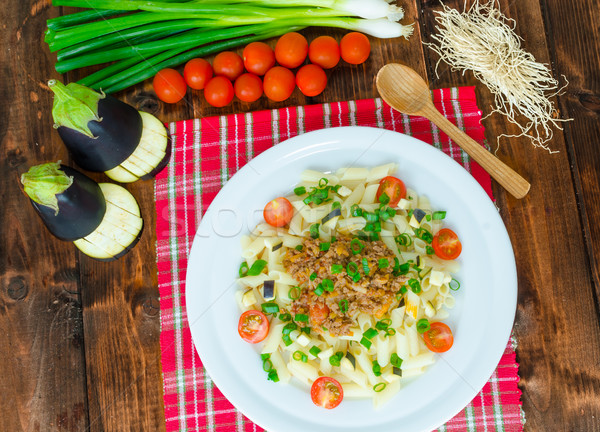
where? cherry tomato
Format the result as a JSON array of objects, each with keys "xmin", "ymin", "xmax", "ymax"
[
  {"xmin": 423, "ymin": 322, "xmax": 454, "ymax": 353},
  {"xmin": 238, "ymin": 310, "xmax": 270, "ymax": 344},
  {"xmin": 309, "ymin": 302, "xmax": 330, "ymax": 326},
  {"xmin": 311, "ymin": 377, "xmax": 343, "ymax": 409},
  {"xmin": 296, "ymin": 64, "xmax": 327, "ymax": 97},
  {"xmin": 308, "ymin": 36, "xmax": 340, "ymax": 69},
  {"xmin": 212, "ymin": 51, "xmax": 244, "ymax": 81},
  {"xmin": 234, "ymin": 73, "xmax": 263, "ymax": 103},
  {"xmin": 153, "ymin": 68, "xmax": 186, "ymax": 103},
  {"xmin": 263, "ymin": 67, "xmax": 295, "ymax": 102},
  {"xmin": 340, "ymin": 32, "xmax": 371, "ymax": 65},
  {"xmin": 243, "ymin": 42, "xmax": 276, "ymax": 76},
  {"xmin": 432, "ymin": 228, "xmax": 462, "ymax": 260},
  {"xmin": 204, "ymin": 76, "xmax": 234, "ymax": 107},
  {"xmin": 263, "ymin": 197, "xmax": 294, "ymax": 227},
  {"xmin": 376, "ymin": 176, "xmax": 407, "ymax": 207},
  {"xmin": 275, "ymin": 32, "xmax": 308, "ymax": 68},
  {"xmin": 183, "ymin": 58, "xmax": 213, "ymax": 90}
]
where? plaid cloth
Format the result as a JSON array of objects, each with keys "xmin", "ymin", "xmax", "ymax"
[{"xmin": 155, "ymin": 87, "xmax": 524, "ymax": 432}]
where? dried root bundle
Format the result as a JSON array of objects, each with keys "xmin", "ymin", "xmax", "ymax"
[{"xmin": 427, "ymin": 0, "xmax": 571, "ymax": 152}]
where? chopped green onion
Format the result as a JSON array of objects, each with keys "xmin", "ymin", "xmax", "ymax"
[
  {"xmin": 372, "ymin": 360, "xmax": 382, "ymax": 376},
  {"xmin": 247, "ymin": 259, "xmax": 267, "ymax": 276},
  {"xmin": 375, "ymin": 319, "xmax": 391, "ymax": 330},
  {"xmin": 352, "ymin": 273, "xmax": 362, "ymax": 282},
  {"xmin": 357, "ymin": 230, "xmax": 369, "ymax": 241},
  {"xmin": 332, "ymin": 201, "xmax": 341, "ymax": 210},
  {"xmin": 350, "ymin": 204, "xmax": 363, "ymax": 217},
  {"xmin": 378, "ymin": 258, "xmax": 389, "ymax": 269},
  {"xmin": 378, "ymin": 192, "xmax": 390, "ymax": 205},
  {"xmin": 449, "ymin": 278, "xmax": 461, "ymax": 291},
  {"xmin": 318, "ymin": 177, "xmax": 329, "ymax": 188},
  {"xmin": 363, "ymin": 328, "xmax": 378, "ymax": 340},
  {"xmin": 300, "ymin": 326, "xmax": 311, "ymax": 335},
  {"xmin": 396, "ymin": 233, "xmax": 412, "ymax": 247},
  {"xmin": 331, "ymin": 236, "xmax": 337, "ymax": 242},
  {"xmin": 350, "ymin": 238, "xmax": 365, "ymax": 255},
  {"xmin": 293, "ymin": 350, "xmax": 308, "ymax": 363},
  {"xmin": 360, "ymin": 337, "xmax": 372, "ymax": 349},
  {"xmin": 239, "ymin": 262, "xmax": 249, "ymax": 278},
  {"xmin": 339, "ymin": 299, "xmax": 349, "ymax": 314},
  {"xmin": 390, "ymin": 353, "xmax": 403, "ymax": 368},
  {"xmin": 433, "ymin": 211, "xmax": 447, "ymax": 220},
  {"xmin": 261, "ymin": 302, "xmax": 279, "ymax": 314},
  {"xmin": 331, "ymin": 264, "xmax": 344, "ymax": 274},
  {"xmin": 261, "ymin": 353, "xmax": 271, "ymax": 361},
  {"xmin": 362, "ymin": 257, "xmax": 370, "ymax": 275},
  {"xmin": 282, "ymin": 334, "xmax": 293, "ymax": 346},
  {"xmin": 322, "ymin": 278, "xmax": 334, "ymax": 292},
  {"xmin": 397, "ymin": 263, "xmax": 410, "ymax": 275},
  {"xmin": 399, "ymin": 286, "xmax": 407, "ymax": 295},
  {"xmin": 363, "ymin": 211, "xmax": 379, "ymax": 223},
  {"xmin": 426, "ymin": 246, "xmax": 435, "ymax": 255},
  {"xmin": 413, "ymin": 227, "xmax": 433, "ymax": 243},
  {"xmin": 279, "ymin": 313, "xmax": 292, "ymax": 322},
  {"xmin": 347, "ymin": 262, "xmax": 359, "ymax": 277},
  {"xmin": 369, "ymin": 232, "xmax": 380, "ymax": 241},
  {"xmin": 314, "ymin": 284, "xmax": 324, "ymax": 296},
  {"xmin": 329, "ymin": 351, "xmax": 344, "ymax": 367},
  {"xmin": 267, "ymin": 370, "xmax": 279, "ymax": 382},
  {"xmin": 416, "ymin": 318, "xmax": 430, "ymax": 333},
  {"xmin": 295, "ymin": 244, "xmax": 303, "ymax": 251},
  {"xmin": 288, "ymin": 286, "xmax": 301, "ymax": 300},
  {"xmin": 408, "ymin": 278, "xmax": 421, "ymax": 294},
  {"xmin": 282, "ymin": 322, "xmax": 298, "ymax": 334},
  {"xmin": 373, "ymin": 383, "xmax": 387, "ymax": 392},
  {"xmin": 309, "ymin": 346, "xmax": 321, "ymax": 357},
  {"xmin": 310, "ymin": 272, "xmax": 318, "ymax": 281},
  {"xmin": 294, "ymin": 186, "xmax": 306, "ymax": 195},
  {"xmin": 320, "ymin": 242, "xmax": 330, "ymax": 252},
  {"xmin": 385, "ymin": 328, "xmax": 396, "ymax": 336},
  {"xmin": 262, "ymin": 358, "xmax": 273, "ymax": 372},
  {"xmin": 294, "ymin": 313, "xmax": 309, "ymax": 322},
  {"xmin": 310, "ymin": 223, "xmax": 320, "ymax": 239}
]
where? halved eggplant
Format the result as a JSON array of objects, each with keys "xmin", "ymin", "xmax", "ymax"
[
  {"xmin": 49, "ymin": 80, "xmax": 171, "ymax": 183},
  {"xmin": 21, "ymin": 162, "xmax": 143, "ymax": 261}
]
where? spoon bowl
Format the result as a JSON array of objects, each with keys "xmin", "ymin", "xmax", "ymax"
[{"xmin": 376, "ymin": 63, "xmax": 530, "ymax": 199}]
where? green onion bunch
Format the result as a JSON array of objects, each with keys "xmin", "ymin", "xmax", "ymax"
[{"xmin": 46, "ymin": 0, "xmax": 413, "ymax": 93}]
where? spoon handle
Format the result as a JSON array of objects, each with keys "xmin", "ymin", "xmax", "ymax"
[{"xmin": 420, "ymin": 104, "xmax": 530, "ymax": 199}]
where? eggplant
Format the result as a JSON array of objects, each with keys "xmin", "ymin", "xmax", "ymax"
[
  {"xmin": 49, "ymin": 80, "xmax": 171, "ymax": 183},
  {"xmin": 21, "ymin": 162, "xmax": 143, "ymax": 261}
]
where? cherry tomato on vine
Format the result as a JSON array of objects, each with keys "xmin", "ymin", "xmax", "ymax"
[
  {"xmin": 309, "ymin": 35, "xmax": 340, "ymax": 69},
  {"xmin": 263, "ymin": 67, "xmax": 295, "ymax": 102},
  {"xmin": 275, "ymin": 32, "xmax": 308, "ymax": 68},
  {"xmin": 153, "ymin": 68, "xmax": 186, "ymax": 103},
  {"xmin": 243, "ymin": 42, "xmax": 276, "ymax": 76},
  {"xmin": 238, "ymin": 310, "xmax": 269, "ymax": 344},
  {"xmin": 423, "ymin": 322, "xmax": 454, "ymax": 353},
  {"xmin": 311, "ymin": 377, "xmax": 343, "ymax": 409},
  {"xmin": 183, "ymin": 58, "xmax": 213, "ymax": 90},
  {"xmin": 263, "ymin": 197, "xmax": 294, "ymax": 227},
  {"xmin": 212, "ymin": 51, "xmax": 244, "ymax": 81},
  {"xmin": 340, "ymin": 32, "xmax": 371, "ymax": 65},
  {"xmin": 296, "ymin": 64, "xmax": 327, "ymax": 97},
  {"xmin": 376, "ymin": 176, "xmax": 406, "ymax": 207},
  {"xmin": 234, "ymin": 73, "xmax": 263, "ymax": 103},
  {"xmin": 432, "ymin": 228, "xmax": 462, "ymax": 260},
  {"xmin": 204, "ymin": 76, "xmax": 234, "ymax": 107}
]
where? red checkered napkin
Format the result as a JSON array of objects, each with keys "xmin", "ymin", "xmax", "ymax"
[{"xmin": 155, "ymin": 87, "xmax": 524, "ymax": 432}]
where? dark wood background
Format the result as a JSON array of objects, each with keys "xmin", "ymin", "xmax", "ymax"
[{"xmin": 1, "ymin": 0, "xmax": 599, "ymax": 430}]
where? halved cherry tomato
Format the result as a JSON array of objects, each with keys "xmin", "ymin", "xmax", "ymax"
[
  {"xmin": 311, "ymin": 376, "xmax": 343, "ymax": 409},
  {"xmin": 212, "ymin": 51, "xmax": 244, "ymax": 81},
  {"xmin": 340, "ymin": 32, "xmax": 371, "ymax": 65},
  {"xmin": 263, "ymin": 197, "xmax": 294, "ymax": 227},
  {"xmin": 263, "ymin": 67, "xmax": 295, "ymax": 102},
  {"xmin": 204, "ymin": 76, "xmax": 234, "ymax": 107},
  {"xmin": 296, "ymin": 64, "xmax": 327, "ymax": 97},
  {"xmin": 309, "ymin": 35, "xmax": 340, "ymax": 69},
  {"xmin": 423, "ymin": 322, "xmax": 454, "ymax": 353},
  {"xmin": 243, "ymin": 42, "xmax": 276, "ymax": 76},
  {"xmin": 234, "ymin": 73, "xmax": 263, "ymax": 103},
  {"xmin": 432, "ymin": 228, "xmax": 462, "ymax": 260},
  {"xmin": 275, "ymin": 32, "xmax": 308, "ymax": 69},
  {"xmin": 376, "ymin": 176, "xmax": 406, "ymax": 207},
  {"xmin": 183, "ymin": 58, "xmax": 213, "ymax": 90},
  {"xmin": 153, "ymin": 68, "xmax": 186, "ymax": 103},
  {"xmin": 238, "ymin": 310, "xmax": 269, "ymax": 344}
]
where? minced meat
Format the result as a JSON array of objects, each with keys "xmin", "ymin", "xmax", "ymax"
[{"xmin": 283, "ymin": 236, "xmax": 408, "ymax": 336}]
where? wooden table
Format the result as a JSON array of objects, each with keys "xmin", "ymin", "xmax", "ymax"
[{"xmin": 1, "ymin": 1, "xmax": 599, "ymax": 430}]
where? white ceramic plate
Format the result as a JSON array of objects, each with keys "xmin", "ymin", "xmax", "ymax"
[{"xmin": 186, "ymin": 126, "xmax": 517, "ymax": 432}]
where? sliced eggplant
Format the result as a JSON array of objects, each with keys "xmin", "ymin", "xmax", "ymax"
[
  {"xmin": 21, "ymin": 162, "xmax": 143, "ymax": 261},
  {"xmin": 49, "ymin": 80, "xmax": 171, "ymax": 183}
]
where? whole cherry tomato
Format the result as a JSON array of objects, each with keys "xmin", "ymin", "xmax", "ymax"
[
  {"xmin": 183, "ymin": 58, "xmax": 213, "ymax": 90},
  {"xmin": 234, "ymin": 73, "xmax": 263, "ymax": 103},
  {"xmin": 340, "ymin": 32, "xmax": 371, "ymax": 65},
  {"xmin": 212, "ymin": 51, "xmax": 244, "ymax": 81},
  {"xmin": 309, "ymin": 36, "xmax": 340, "ymax": 69},
  {"xmin": 243, "ymin": 42, "xmax": 276, "ymax": 76},
  {"xmin": 275, "ymin": 32, "xmax": 308, "ymax": 68},
  {"xmin": 263, "ymin": 67, "xmax": 295, "ymax": 102},
  {"xmin": 296, "ymin": 64, "xmax": 327, "ymax": 97},
  {"xmin": 153, "ymin": 68, "xmax": 186, "ymax": 103},
  {"xmin": 204, "ymin": 76, "xmax": 234, "ymax": 107}
]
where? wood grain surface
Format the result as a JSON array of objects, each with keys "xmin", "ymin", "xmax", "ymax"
[{"xmin": 1, "ymin": 0, "xmax": 599, "ymax": 431}]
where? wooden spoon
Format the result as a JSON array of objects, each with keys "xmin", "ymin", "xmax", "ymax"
[{"xmin": 376, "ymin": 63, "xmax": 530, "ymax": 199}]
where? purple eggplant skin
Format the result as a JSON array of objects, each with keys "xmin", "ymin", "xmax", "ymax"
[
  {"xmin": 140, "ymin": 135, "xmax": 173, "ymax": 180},
  {"xmin": 57, "ymin": 95, "xmax": 143, "ymax": 172},
  {"xmin": 29, "ymin": 165, "xmax": 106, "ymax": 241}
]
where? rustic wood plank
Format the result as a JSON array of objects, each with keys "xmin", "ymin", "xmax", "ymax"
[
  {"xmin": 0, "ymin": 2, "xmax": 89, "ymax": 431},
  {"xmin": 418, "ymin": 1, "xmax": 600, "ymax": 430}
]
